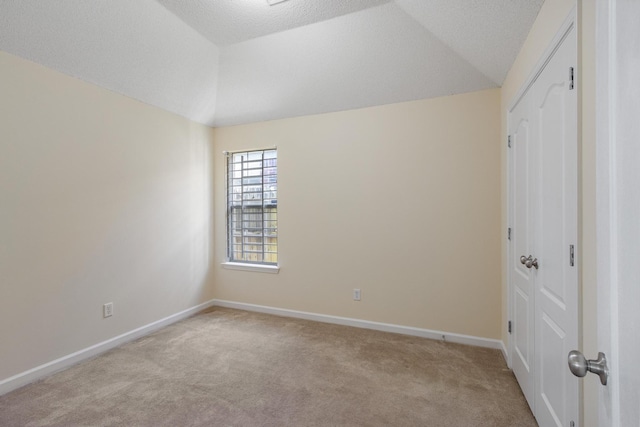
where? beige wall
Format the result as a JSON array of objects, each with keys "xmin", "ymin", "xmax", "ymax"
[
  {"xmin": 0, "ymin": 51, "xmax": 216, "ymax": 382},
  {"xmin": 501, "ymin": 0, "xmax": 598, "ymax": 425},
  {"xmin": 213, "ymin": 89, "xmax": 502, "ymax": 340}
]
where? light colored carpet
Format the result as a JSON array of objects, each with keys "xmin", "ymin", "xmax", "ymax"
[{"xmin": 0, "ymin": 307, "xmax": 537, "ymax": 426}]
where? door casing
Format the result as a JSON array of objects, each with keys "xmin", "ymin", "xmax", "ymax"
[{"xmin": 595, "ymin": 0, "xmax": 640, "ymax": 425}]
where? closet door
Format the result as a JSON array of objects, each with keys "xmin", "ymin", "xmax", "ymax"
[
  {"xmin": 509, "ymin": 21, "xmax": 578, "ymax": 427},
  {"xmin": 532, "ymin": 26, "xmax": 578, "ymax": 427},
  {"xmin": 509, "ymin": 88, "xmax": 535, "ymax": 411}
]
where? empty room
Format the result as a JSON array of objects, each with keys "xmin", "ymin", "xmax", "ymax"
[{"xmin": 1, "ymin": 0, "xmax": 638, "ymax": 426}]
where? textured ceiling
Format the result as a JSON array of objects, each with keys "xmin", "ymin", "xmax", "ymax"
[
  {"xmin": 0, "ymin": 0, "xmax": 220, "ymax": 124},
  {"xmin": 395, "ymin": 0, "xmax": 547, "ymax": 85},
  {"xmin": 156, "ymin": 0, "xmax": 392, "ymax": 46},
  {"xmin": 0, "ymin": 0, "xmax": 544, "ymax": 127}
]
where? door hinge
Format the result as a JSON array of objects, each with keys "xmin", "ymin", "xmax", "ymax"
[
  {"xmin": 508, "ymin": 320, "xmax": 512, "ymax": 334},
  {"xmin": 508, "ymin": 227, "xmax": 512, "ymax": 241},
  {"xmin": 570, "ymin": 244, "xmax": 575, "ymax": 267},
  {"xmin": 508, "ymin": 135, "xmax": 512, "ymax": 148},
  {"xmin": 569, "ymin": 67, "xmax": 575, "ymax": 90}
]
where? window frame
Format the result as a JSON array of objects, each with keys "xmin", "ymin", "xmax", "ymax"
[{"xmin": 223, "ymin": 148, "xmax": 279, "ymax": 272}]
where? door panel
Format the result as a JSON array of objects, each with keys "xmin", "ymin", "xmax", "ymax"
[
  {"xmin": 540, "ymin": 312, "xmax": 566, "ymax": 424},
  {"xmin": 533, "ymin": 26, "xmax": 578, "ymax": 427},
  {"xmin": 509, "ymin": 92, "xmax": 535, "ymax": 410},
  {"xmin": 538, "ymin": 85, "xmax": 566, "ymax": 304},
  {"xmin": 514, "ymin": 288, "xmax": 531, "ymax": 365}
]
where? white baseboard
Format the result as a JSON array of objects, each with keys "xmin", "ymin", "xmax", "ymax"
[
  {"xmin": 212, "ymin": 299, "xmax": 505, "ymax": 351},
  {"xmin": 1, "ymin": 298, "xmax": 509, "ymax": 397},
  {"xmin": 500, "ymin": 341, "xmax": 509, "ymax": 364},
  {"xmin": 0, "ymin": 299, "xmax": 216, "ymax": 396}
]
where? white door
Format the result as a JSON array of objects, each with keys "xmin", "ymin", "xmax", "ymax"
[
  {"xmin": 509, "ymin": 88, "xmax": 535, "ymax": 410},
  {"xmin": 532, "ymin": 26, "xmax": 578, "ymax": 427},
  {"xmin": 594, "ymin": 0, "xmax": 640, "ymax": 425},
  {"xmin": 509, "ymin": 19, "xmax": 578, "ymax": 426}
]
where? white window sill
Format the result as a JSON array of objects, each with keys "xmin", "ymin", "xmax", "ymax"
[{"xmin": 221, "ymin": 262, "xmax": 280, "ymax": 274}]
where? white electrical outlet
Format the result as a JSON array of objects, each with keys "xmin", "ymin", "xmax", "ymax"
[
  {"xmin": 103, "ymin": 302, "xmax": 114, "ymax": 318},
  {"xmin": 353, "ymin": 289, "xmax": 361, "ymax": 301}
]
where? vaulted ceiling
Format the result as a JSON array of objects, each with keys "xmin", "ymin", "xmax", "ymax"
[{"xmin": 0, "ymin": 0, "xmax": 544, "ymax": 127}]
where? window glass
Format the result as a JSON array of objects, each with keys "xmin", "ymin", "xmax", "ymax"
[{"xmin": 227, "ymin": 149, "xmax": 277, "ymax": 264}]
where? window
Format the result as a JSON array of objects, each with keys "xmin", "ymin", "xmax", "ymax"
[{"xmin": 226, "ymin": 149, "xmax": 277, "ymax": 265}]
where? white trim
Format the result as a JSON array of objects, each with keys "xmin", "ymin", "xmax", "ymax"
[
  {"xmin": 222, "ymin": 146, "xmax": 277, "ymax": 156},
  {"xmin": 506, "ymin": 111, "xmax": 514, "ymax": 370},
  {"xmin": 500, "ymin": 341, "xmax": 509, "ymax": 364},
  {"xmin": 0, "ymin": 299, "xmax": 216, "ymax": 396},
  {"xmin": 212, "ymin": 299, "xmax": 504, "ymax": 351},
  {"xmin": 221, "ymin": 262, "xmax": 280, "ymax": 274},
  {"xmin": 595, "ymin": 0, "xmax": 620, "ymax": 424}
]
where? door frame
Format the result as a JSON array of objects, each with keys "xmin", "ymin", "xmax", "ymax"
[
  {"xmin": 506, "ymin": 5, "xmax": 578, "ymax": 416},
  {"xmin": 594, "ymin": 1, "xmax": 616, "ymax": 423},
  {"xmin": 594, "ymin": 0, "xmax": 640, "ymax": 424}
]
